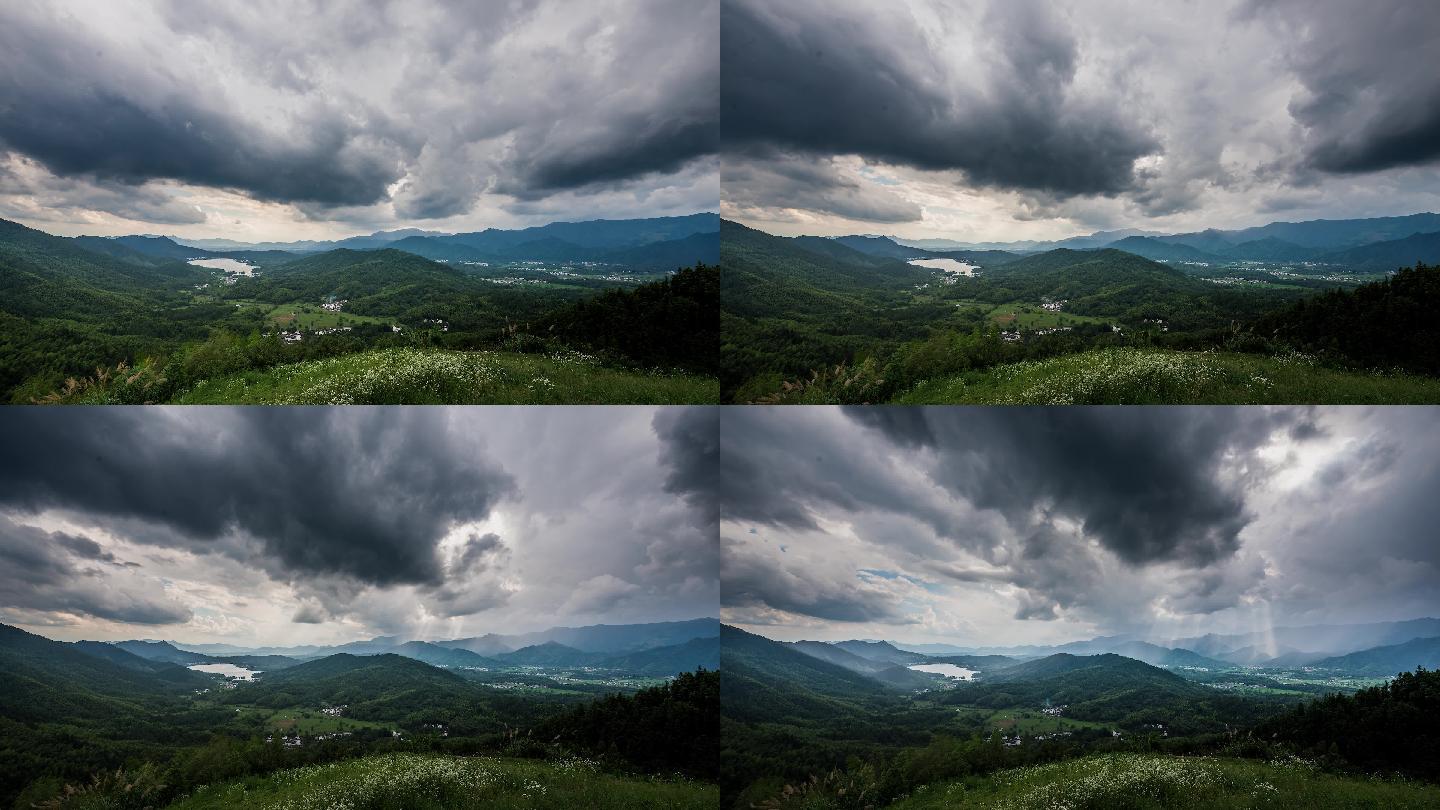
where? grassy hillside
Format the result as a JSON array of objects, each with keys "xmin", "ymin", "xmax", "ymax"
[
  {"xmin": 894, "ymin": 348, "xmax": 1440, "ymax": 404},
  {"xmin": 4, "ymin": 215, "xmax": 718, "ymax": 402},
  {"xmin": 885, "ymin": 753, "xmax": 1440, "ymax": 810},
  {"xmin": 165, "ymin": 753, "xmax": 716, "ymax": 810},
  {"xmin": 161, "ymin": 347, "xmax": 717, "ymax": 404}
]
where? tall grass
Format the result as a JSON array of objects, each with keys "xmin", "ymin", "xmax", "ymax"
[
  {"xmin": 894, "ymin": 348, "xmax": 1440, "ymax": 404},
  {"xmin": 886, "ymin": 753, "xmax": 1440, "ymax": 810},
  {"xmin": 160, "ymin": 348, "xmax": 718, "ymax": 404},
  {"xmin": 164, "ymin": 753, "xmax": 716, "ymax": 810}
]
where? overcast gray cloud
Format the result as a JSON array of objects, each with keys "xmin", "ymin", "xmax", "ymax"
[
  {"xmin": 720, "ymin": 407, "xmax": 1440, "ymax": 646},
  {"xmin": 0, "ymin": 408, "xmax": 516, "ymax": 588},
  {"xmin": 0, "ymin": 407, "xmax": 717, "ymax": 645},
  {"xmin": 0, "ymin": 0, "xmax": 717, "ymax": 239},
  {"xmin": 1247, "ymin": 0, "xmax": 1440, "ymax": 176},
  {"xmin": 722, "ymin": 0, "xmax": 1440, "ymax": 241},
  {"xmin": 723, "ymin": 0, "xmax": 1156, "ymax": 198},
  {"xmin": 0, "ymin": 514, "xmax": 191, "ymax": 625}
]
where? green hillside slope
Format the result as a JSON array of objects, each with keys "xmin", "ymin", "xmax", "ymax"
[
  {"xmin": 166, "ymin": 753, "xmax": 716, "ymax": 810},
  {"xmin": 163, "ymin": 347, "xmax": 715, "ymax": 404},
  {"xmin": 895, "ymin": 348, "xmax": 1440, "ymax": 404},
  {"xmin": 886, "ymin": 753, "xmax": 1440, "ymax": 810}
]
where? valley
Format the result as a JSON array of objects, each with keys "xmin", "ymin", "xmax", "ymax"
[
  {"xmin": 720, "ymin": 620, "xmax": 1440, "ymax": 809},
  {"xmin": 0, "ymin": 618, "xmax": 719, "ymax": 809},
  {"xmin": 720, "ymin": 213, "xmax": 1440, "ymax": 403},
  {"xmin": 0, "ymin": 213, "xmax": 719, "ymax": 404}
]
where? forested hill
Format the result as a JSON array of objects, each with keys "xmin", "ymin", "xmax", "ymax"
[
  {"xmin": 231, "ymin": 248, "xmax": 475, "ymax": 317},
  {"xmin": 1104, "ymin": 236, "xmax": 1224, "ymax": 262},
  {"xmin": 720, "ymin": 625, "xmax": 891, "ymax": 724},
  {"xmin": 0, "ymin": 622, "xmax": 209, "ymax": 707},
  {"xmin": 721, "ymin": 219, "xmax": 928, "ymax": 316},
  {"xmin": 0, "ymin": 216, "xmax": 196, "ymax": 299},
  {"xmin": 360, "ymin": 213, "xmax": 719, "ymax": 267},
  {"xmin": 1259, "ymin": 667, "xmax": 1440, "ymax": 782},
  {"xmin": 1308, "ymin": 636, "xmax": 1440, "ymax": 676},
  {"xmin": 542, "ymin": 263, "xmax": 718, "ymax": 374},
  {"xmin": 1308, "ymin": 230, "xmax": 1440, "ymax": 272},
  {"xmin": 255, "ymin": 652, "xmax": 467, "ymax": 691},
  {"xmin": 1256, "ymin": 262, "xmax": 1440, "ymax": 374},
  {"xmin": 536, "ymin": 669, "xmax": 719, "ymax": 780},
  {"xmin": 0, "ymin": 217, "xmax": 232, "ymax": 399},
  {"xmin": 980, "ymin": 652, "xmax": 1187, "ymax": 684}
]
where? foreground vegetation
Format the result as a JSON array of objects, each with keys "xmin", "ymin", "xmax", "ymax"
[
  {"xmin": 722, "ymin": 626, "xmax": 1440, "ymax": 810},
  {"xmin": 165, "ymin": 753, "xmax": 716, "ymax": 810},
  {"xmin": 721, "ymin": 216, "xmax": 1440, "ymax": 403},
  {"xmin": 892, "ymin": 348, "xmax": 1440, "ymax": 404},
  {"xmin": 2, "ymin": 619, "xmax": 719, "ymax": 808},
  {"xmin": 1, "ymin": 217, "xmax": 719, "ymax": 403},
  {"xmin": 882, "ymin": 753, "xmax": 1440, "ymax": 810},
  {"xmin": 160, "ymin": 348, "xmax": 715, "ymax": 404}
]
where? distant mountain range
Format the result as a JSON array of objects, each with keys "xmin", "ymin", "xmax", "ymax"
[
  {"xmin": 2, "ymin": 619, "xmax": 719, "ymax": 708},
  {"xmin": 865, "ymin": 213, "xmax": 1440, "ymax": 270},
  {"xmin": 102, "ymin": 213, "xmax": 722, "ymax": 270},
  {"xmin": 722, "ymin": 625, "xmax": 1233, "ymax": 729},
  {"xmin": 108, "ymin": 617, "xmax": 719, "ymax": 676},
  {"xmin": 794, "ymin": 616, "xmax": 1440, "ymax": 677}
]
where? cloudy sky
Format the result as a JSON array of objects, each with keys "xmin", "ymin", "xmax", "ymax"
[
  {"xmin": 721, "ymin": 0, "xmax": 1440, "ymax": 242},
  {"xmin": 0, "ymin": 0, "xmax": 717, "ymax": 241},
  {"xmin": 721, "ymin": 407, "xmax": 1440, "ymax": 647},
  {"xmin": 0, "ymin": 407, "xmax": 717, "ymax": 645}
]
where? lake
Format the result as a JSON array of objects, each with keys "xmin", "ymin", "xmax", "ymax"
[
  {"xmin": 908, "ymin": 663, "xmax": 978, "ymax": 680},
  {"xmin": 188, "ymin": 662, "xmax": 259, "ymax": 680},
  {"xmin": 189, "ymin": 257, "xmax": 255, "ymax": 276},
  {"xmin": 908, "ymin": 258, "xmax": 977, "ymax": 276}
]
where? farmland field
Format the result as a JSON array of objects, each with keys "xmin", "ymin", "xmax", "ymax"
[{"xmin": 262, "ymin": 302, "xmax": 393, "ymax": 330}]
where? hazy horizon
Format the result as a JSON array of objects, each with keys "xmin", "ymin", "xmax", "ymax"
[
  {"xmin": 730, "ymin": 613, "xmax": 1440, "ymax": 650},
  {"xmin": 5, "ymin": 208, "xmax": 721, "ymax": 249},
  {"xmin": 13, "ymin": 614, "xmax": 721, "ymax": 650},
  {"xmin": 729, "ymin": 209, "xmax": 1440, "ymax": 248}
]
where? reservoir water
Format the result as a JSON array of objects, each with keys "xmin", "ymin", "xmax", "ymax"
[
  {"xmin": 908, "ymin": 258, "xmax": 977, "ymax": 276},
  {"xmin": 188, "ymin": 258, "xmax": 255, "ymax": 275},
  {"xmin": 188, "ymin": 662, "xmax": 259, "ymax": 680},
  {"xmin": 908, "ymin": 663, "xmax": 978, "ymax": 680}
]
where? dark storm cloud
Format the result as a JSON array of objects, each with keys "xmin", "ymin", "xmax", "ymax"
[
  {"xmin": 0, "ymin": 515, "xmax": 191, "ymax": 625},
  {"xmin": 720, "ymin": 409, "xmax": 969, "ymax": 539},
  {"xmin": 653, "ymin": 407, "xmax": 720, "ymax": 529},
  {"xmin": 0, "ymin": 0, "xmax": 717, "ymax": 217},
  {"xmin": 1247, "ymin": 0, "xmax": 1440, "ymax": 175},
  {"xmin": 0, "ymin": 409, "xmax": 515, "ymax": 588},
  {"xmin": 487, "ymin": 0, "xmax": 720, "ymax": 206},
  {"xmin": 520, "ymin": 118, "xmax": 720, "ymax": 197},
  {"xmin": 0, "ymin": 156, "xmax": 209, "ymax": 225},
  {"xmin": 845, "ymin": 407, "xmax": 1310, "ymax": 566},
  {"xmin": 291, "ymin": 603, "xmax": 327, "ymax": 624},
  {"xmin": 722, "ymin": 535, "xmax": 912, "ymax": 624},
  {"xmin": 452, "ymin": 533, "xmax": 507, "ymax": 576},
  {"xmin": 52, "ymin": 533, "xmax": 120, "ymax": 565},
  {"xmin": 723, "ymin": 408, "xmax": 1440, "ymax": 636},
  {"xmin": 721, "ymin": 0, "xmax": 1157, "ymax": 198},
  {"xmin": 722, "ymin": 149, "xmax": 923, "ymax": 223},
  {"xmin": 0, "ymin": 8, "xmax": 404, "ymax": 207}
]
